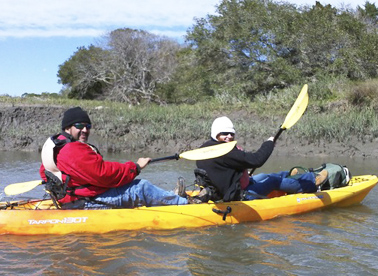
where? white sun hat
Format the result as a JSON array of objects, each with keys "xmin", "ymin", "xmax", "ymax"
[{"xmin": 211, "ymin": 116, "xmax": 235, "ymax": 141}]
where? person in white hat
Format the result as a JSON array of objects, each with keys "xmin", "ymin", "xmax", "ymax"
[{"xmin": 193, "ymin": 116, "xmax": 327, "ymax": 202}]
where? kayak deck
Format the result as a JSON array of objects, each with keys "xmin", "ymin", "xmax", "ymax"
[{"xmin": 0, "ymin": 175, "xmax": 377, "ymax": 235}]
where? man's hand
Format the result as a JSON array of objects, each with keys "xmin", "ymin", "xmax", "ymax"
[{"xmin": 136, "ymin": 157, "xmax": 152, "ymax": 169}]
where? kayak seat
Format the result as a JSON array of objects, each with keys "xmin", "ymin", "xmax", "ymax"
[
  {"xmin": 44, "ymin": 170, "xmax": 67, "ymax": 209},
  {"xmin": 193, "ymin": 168, "xmax": 221, "ymax": 202}
]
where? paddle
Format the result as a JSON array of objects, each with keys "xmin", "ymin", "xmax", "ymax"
[
  {"xmin": 3, "ymin": 142, "xmax": 237, "ymax": 196},
  {"xmin": 150, "ymin": 141, "xmax": 237, "ymax": 163},
  {"xmin": 249, "ymin": 84, "xmax": 309, "ymax": 175},
  {"xmin": 4, "ymin": 180, "xmax": 43, "ymax": 196}
]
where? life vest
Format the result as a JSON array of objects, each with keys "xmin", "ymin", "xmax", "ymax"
[
  {"xmin": 41, "ymin": 133, "xmax": 74, "ymax": 207},
  {"xmin": 41, "ymin": 133, "xmax": 71, "ymax": 182}
]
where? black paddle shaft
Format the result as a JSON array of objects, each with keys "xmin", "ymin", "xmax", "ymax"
[
  {"xmin": 274, "ymin": 127, "xmax": 285, "ymax": 142},
  {"xmin": 150, "ymin": 154, "xmax": 180, "ymax": 163}
]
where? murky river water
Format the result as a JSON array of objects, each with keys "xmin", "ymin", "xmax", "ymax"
[{"xmin": 0, "ymin": 150, "xmax": 377, "ymax": 275}]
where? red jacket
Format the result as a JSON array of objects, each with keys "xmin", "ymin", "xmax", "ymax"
[{"xmin": 40, "ymin": 138, "xmax": 139, "ymax": 203}]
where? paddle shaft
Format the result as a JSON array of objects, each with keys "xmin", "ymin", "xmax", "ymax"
[
  {"xmin": 4, "ymin": 142, "xmax": 237, "ymax": 196},
  {"xmin": 274, "ymin": 128, "xmax": 285, "ymax": 142},
  {"xmin": 150, "ymin": 154, "xmax": 179, "ymax": 163}
]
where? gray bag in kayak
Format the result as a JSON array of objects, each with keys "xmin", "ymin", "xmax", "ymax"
[{"xmin": 288, "ymin": 163, "xmax": 352, "ymax": 190}]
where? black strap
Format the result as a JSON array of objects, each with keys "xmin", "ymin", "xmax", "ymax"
[
  {"xmin": 65, "ymin": 183, "xmax": 91, "ymax": 196},
  {"xmin": 50, "ymin": 132, "xmax": 74, "ymax": 147}
]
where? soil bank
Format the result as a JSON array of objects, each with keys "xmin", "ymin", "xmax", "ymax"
[{"xmin": 1, "ymin": 104, "xmax": 377, "ymax": 159}]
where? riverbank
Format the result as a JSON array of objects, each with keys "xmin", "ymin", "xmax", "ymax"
[{"xmin": 1, "ymin": 103, "xmax": 377, "ymax": 158}]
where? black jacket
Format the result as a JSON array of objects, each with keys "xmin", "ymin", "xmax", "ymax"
[{"xmin": 196, "ymin": 139, "xmax": 274, "ymax": 201}]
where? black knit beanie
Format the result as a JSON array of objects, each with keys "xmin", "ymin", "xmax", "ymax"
[{"xmin": 61, "ymin": 107, "xmax": 91, "ymax": 130}]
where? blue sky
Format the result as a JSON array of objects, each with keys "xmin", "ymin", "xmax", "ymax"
[{"xmin": 0, "ymin": 0, "xmax": 372, "ymax": 97}]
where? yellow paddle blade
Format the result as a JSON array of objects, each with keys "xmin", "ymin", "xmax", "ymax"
[
  {"xmin": 4, "ymin": 180, "xmax": 42, "ymax": 196},
  {"xmin": 281, "ymin": 84, "xmax": 309, "ymax": 130},
  {"xmin": 180, "ymin": 141, "xmax": 237, "ymax": 161}
]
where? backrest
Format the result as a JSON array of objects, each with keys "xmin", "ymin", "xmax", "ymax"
[
  {"xmin": 41, "ymin": 137, "xmax": 62, "ymax": 182},
  {"xmin": 194, "ymin": 168, "xmax": 213, "ymax": 188}
]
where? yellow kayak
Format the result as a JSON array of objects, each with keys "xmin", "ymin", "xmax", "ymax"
[{"xmin": 0, "ymin": 175, "xmax": 377, "ymax": 235}]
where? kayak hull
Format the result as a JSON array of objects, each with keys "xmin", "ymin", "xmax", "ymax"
[{"xmin": 0, "ymin": 175, "xmax": 377, "ymax": 235}]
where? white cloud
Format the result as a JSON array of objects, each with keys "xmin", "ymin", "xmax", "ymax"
[
  {"xmin": 0, "ymin": 28, "xmax": 106, "ymax": 38},
  {"xmin": 0, "ymin": 0, "xmax": 372, "ymax": 39},
  {"xmin": 0, "ymin": 0, "xmax": 220, "ymax": 38}
]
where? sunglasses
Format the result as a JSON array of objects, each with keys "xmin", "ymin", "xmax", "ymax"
[
  {"xmin": 73, "ymin": 123, "xmax": 92, "ymax": 130},
  {"xmin": 219, "ymin": 132, "xmax": 235, "ymax": 136}
]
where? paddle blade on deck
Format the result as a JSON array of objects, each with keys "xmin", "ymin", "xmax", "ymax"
[
  {"xmin": 179, "ymin": 141, "xmax": 237, "ymax": 161},
  {"xmin": 4, "ymin": 180, "xmax": 42, "ymax": 196}
]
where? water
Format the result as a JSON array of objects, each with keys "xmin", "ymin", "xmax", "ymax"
[{"xmin": 0, "ymin": 151, "xmax": 378, "ymax": 275}]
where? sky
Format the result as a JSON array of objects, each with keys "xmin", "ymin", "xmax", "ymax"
[{"xmin": 0, "ymin": 0, "xmax": 373, "ymax": 97}]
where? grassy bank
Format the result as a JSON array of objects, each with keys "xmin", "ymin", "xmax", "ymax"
[{"xmin": 1, "ymin": 79, "xmax": 378, "ymax": 154}]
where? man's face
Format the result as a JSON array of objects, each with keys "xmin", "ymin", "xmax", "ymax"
[{"xmin": 66, "ymin": 122, "xmax": 91, "ymax": 142}]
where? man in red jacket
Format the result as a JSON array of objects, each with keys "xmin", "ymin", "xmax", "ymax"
[{"xmin": 40, "ymin": 107, "xmax": 188, "ymax": 209}]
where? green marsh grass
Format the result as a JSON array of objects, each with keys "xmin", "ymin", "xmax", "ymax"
[
  {"xmin": 293, "ymin": 108, "xmax": 378, "ymax": 143},
  {"xmin": 2, "ymin": 78, "xmax": 378, "ymax": 152}
]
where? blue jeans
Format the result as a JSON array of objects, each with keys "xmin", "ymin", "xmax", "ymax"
[
  {"xmin": 244, "ymin": 171, "xmax": 317, "ymax": 200},
  {"xmin": 85, "ymin": 179, "xmax": 188, "ymax": 209}
]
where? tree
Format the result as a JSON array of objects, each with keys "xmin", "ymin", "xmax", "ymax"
[
  {"xmin": 58, "ymin": 46, "xmax": 108, "ymax": 99},
  {"xmin": 185, "ymin": 0, "xmax": 301, "ymax": 97},
  {"xmin": 358, "ymin": 1, "xmax": 378, "ymax": 27},
  {"xmin": 104, "ymin": 29, "xmax": 180, "ymax": 104},
  {"xmin": 287, "ymin": 2, "xmax": 378, "ymax": 81},
  {"xmin": 183, "ymin": 0, "xmax": 378, "ymax": 98},
  {"xmin": 58, "ymin": 29, "xmax": 181, "ymax": 104}
]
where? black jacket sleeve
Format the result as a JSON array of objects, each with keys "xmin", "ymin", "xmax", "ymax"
[{"xmin": 224, "ymin": 140, "xmax": 274, "ymax": 170}]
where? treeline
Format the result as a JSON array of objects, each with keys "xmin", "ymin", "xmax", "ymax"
[{"xmin": 55, "ymin": 0, "xmax": 378, "ymax": 105}]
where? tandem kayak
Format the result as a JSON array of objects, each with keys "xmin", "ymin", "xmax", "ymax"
[{"xmin": 0, "ymin": 175, "xmax": 377, "ymax": 235}]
